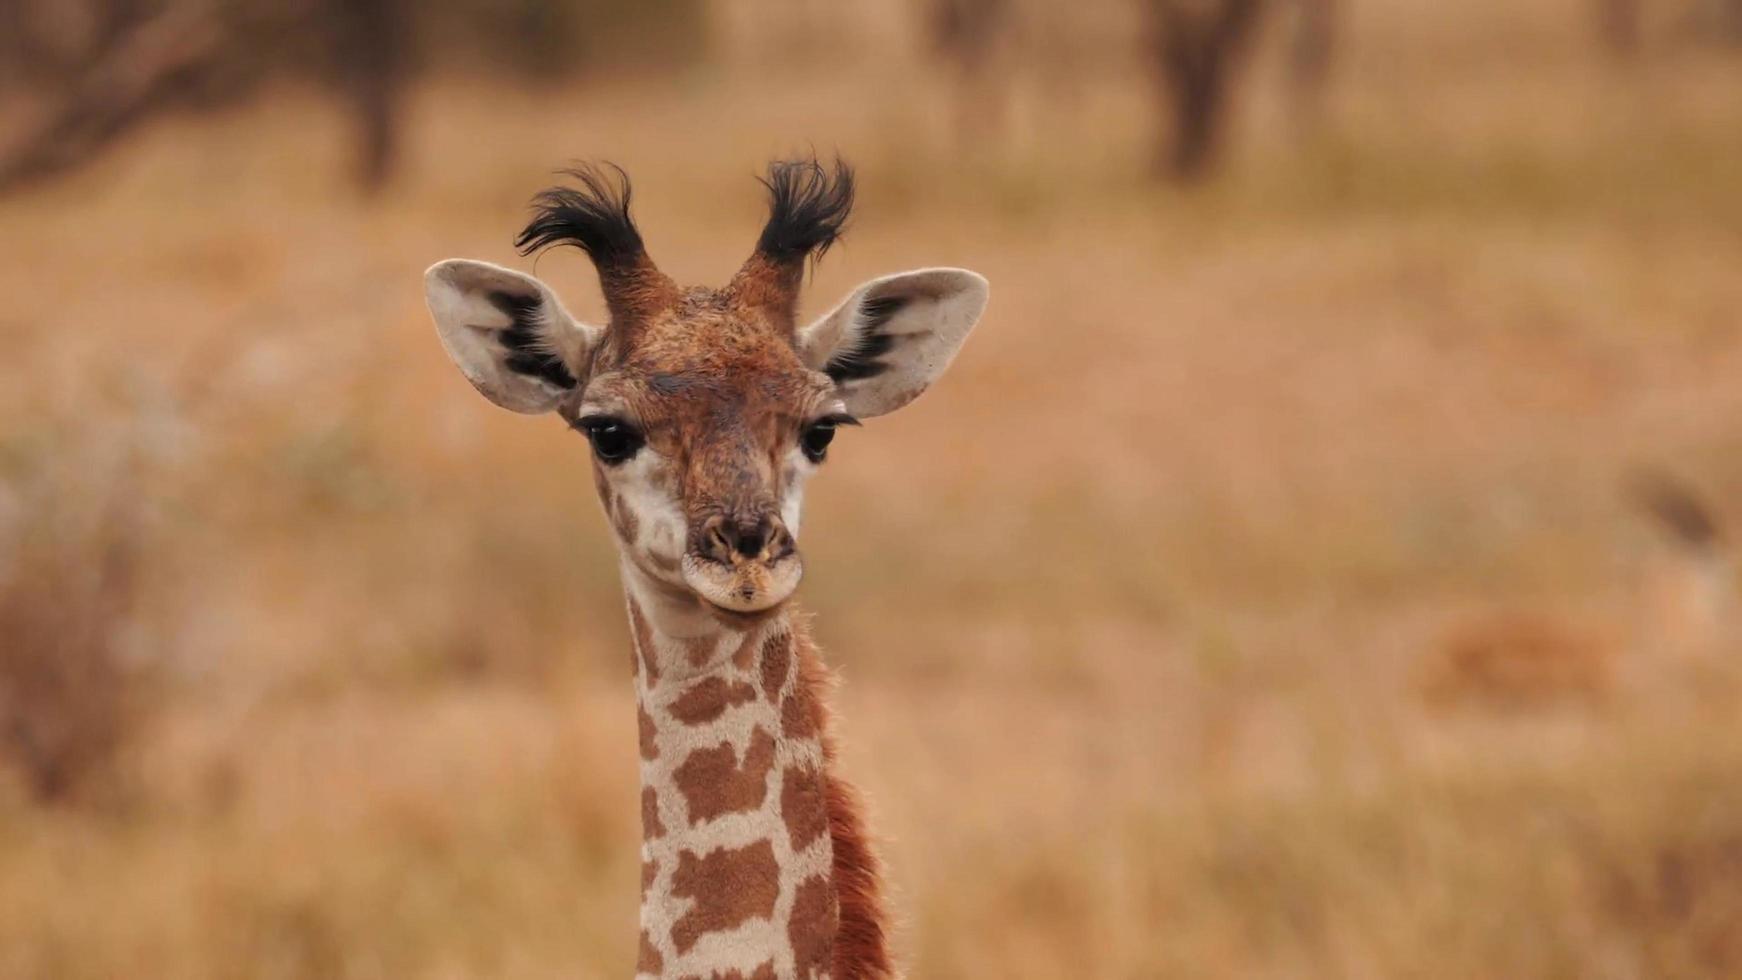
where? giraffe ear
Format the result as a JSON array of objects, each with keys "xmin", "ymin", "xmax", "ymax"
[
  {"xmin": 797, "ymin": 268, "xmax": 989, "ymax": 419},
  {"xmin": 424, "ymin": 259, "xmax": 602, "ymax": 414}
]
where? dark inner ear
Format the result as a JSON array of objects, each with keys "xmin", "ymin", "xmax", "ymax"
[
  {"xmin": 823, "ymin": 294, "xmax": 909, "ymax": 383},
  {"xmin": 488, "ymin": 291, "xmax": 577, "ymax": 389}
]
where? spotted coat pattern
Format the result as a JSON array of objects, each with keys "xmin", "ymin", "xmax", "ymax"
[{"xmin": 631, "ymin": 595, "xmax": 845, "ymax": 980}]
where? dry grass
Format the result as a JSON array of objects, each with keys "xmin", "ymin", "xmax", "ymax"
[
  {"xmin": 3, "ymin": 0, "xmax": 1742, "ymax": 976},
  {"xmin": 0, "ymin": 468, "xmax": 146, "ymax": 806}
]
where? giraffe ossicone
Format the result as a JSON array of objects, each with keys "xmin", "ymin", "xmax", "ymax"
[{"xmin": 424, "ymin": 158, "xmax": 988, "ymax": 980}]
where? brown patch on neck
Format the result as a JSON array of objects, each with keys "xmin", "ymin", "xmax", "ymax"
[
  {"xmin": 792, "ymin": 634, "xmax": 896, "ymax": 980},
  {"xmin": 732, "ymin": 631, "xmax": 760, "ymax": 670},
  {"xmin": 781, "ymin": 683, "xmax": 820, "ymax": 741},
  {"xmin": 641, "ymin": 786, "xmax": 665, "ymax": 840},
  {"xmin": 670, "ymin": 677, "xmax": 759, "ymax": 725},
  {"xmin": 759, "ymin": 630, "xmax": 792, "ymax": 699},
  {"xmin": 638, "ymin": 930, "xmax": 664, "ymax": 975},
  {"xmin": 673, "ymin": 728, "xmax": 777, "ymax": 823},
  {"xmin": 780, "ymin": 764, "xmax": 829, "ymax": 852},
  {"xmin": 669, "ymin": 839, "xmax": 781, "ymax": 954},
  {"xmin": 788, "ymin": 873, "xmax": 839, "ymax": 980},
  {"xmin": 686, "ymin": 634, "xmax": 720, "ymax": 668}
]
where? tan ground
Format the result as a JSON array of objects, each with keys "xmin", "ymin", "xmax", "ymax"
[{"xmin": 4, "ymin": 0, "xmax": 1742, "ymax": 976}]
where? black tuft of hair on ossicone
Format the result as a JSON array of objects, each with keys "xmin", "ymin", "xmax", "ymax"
[
  {"xmin": 515, "ymin": 163, "xmax": 646, "ymax": 272},
  {"xmin": 755, "ymin": 158, "xmax": 855, "ymax": 267}
]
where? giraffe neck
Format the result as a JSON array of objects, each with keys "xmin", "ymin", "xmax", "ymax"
[{"xmin": 625, "ymin": 566, "xmax": 892, "ymax": 980}]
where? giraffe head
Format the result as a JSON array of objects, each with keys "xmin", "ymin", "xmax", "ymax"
[{"xmin": 425, "ymin": 159, "xmax": 988, "ymax": 623}]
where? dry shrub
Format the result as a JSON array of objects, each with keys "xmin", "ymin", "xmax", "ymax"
[
  {"xmin": 1590, "ymin": 756, "xmax": 1742, "ymax": 978},
  {"xmin": 1422, "ymin": 475, "xmax": 1734, "ymax": 712},
  {"xmin": 1421, "ymin": 610, "xmax": 1616, "ymax": 709},
  {"xmin": 1608, "ymin": 832, "xmax": 1742, "ymax": 973},
  {"xmin": 0, "ymin": 477, "xmax": 148, "ymax": 805}
]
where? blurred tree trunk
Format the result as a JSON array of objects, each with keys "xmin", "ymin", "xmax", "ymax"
[
  {"xmin": 926, "ymin": 0, "xmax": 1015, "ymax": 143},
  {"xmin": 0, "ymin": 2, "xmax": 225, "ymax": 193},
  {"xmin": 325, "ymin": 0, "xmax": 406, "ymax": 194},
  {"xmin": 1596, "ymin": 0, "xmax": 1642, "ymax": 57},
  {"xmin": 1686, "ymin": 0, "xmax": 1742, "ymax": 44},
  {"xmin": 1287, "ymin": 0, "xmax": 1334, "ymax": 131},
  {"xmin": 1143, "ymin": 0, "xmax": 1267, "ymax": 182},
  {"xmin": 0, "ymin": 0, "xmax": 147, "ymax": 85},
  {"xmin": 0, "ymin": 0, "xmax": 413, "ymax": 197}
]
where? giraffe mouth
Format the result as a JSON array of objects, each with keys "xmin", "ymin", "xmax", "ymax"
[{"xmin": 680, "ymin": 552, "xmax": 803, "ymax": 615}]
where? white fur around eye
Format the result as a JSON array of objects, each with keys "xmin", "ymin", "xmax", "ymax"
[
  {"xmin": 605, "ymin": 449, "xmax": 688, "ymax": 572},
  {"xmin": 780, "ymin": 450, "xmax": 814, "ymax": 540}
]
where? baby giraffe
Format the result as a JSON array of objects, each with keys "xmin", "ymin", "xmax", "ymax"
[{"xmin": 423, "ymin": 159, "xmax": 988, "ymax": 980}]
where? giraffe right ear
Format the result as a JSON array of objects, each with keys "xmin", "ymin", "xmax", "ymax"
[
  {"xmin": 797, "ymin": 268, "xmax": 989, "ymax": 419},
  {"xmin": 424, "ymin": 259, "xmax": 602, "ymax": 414}
]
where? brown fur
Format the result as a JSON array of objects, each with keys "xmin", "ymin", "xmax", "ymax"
[
  {"xmin": 760, "ymin": 630, "xmax": 793, "ymax": 699},
  {"xmin": 780, "ymin": 764, "xmax": 830, "ymax": 852},
  {"xmin": 791, "ymin": 627, "xmax": 895, "ymax": 980},
  {"xmin": 581, "ymin": 289, "xmax": 831, "ymax": 553},
  {"xmin": 732, "ymin": 631, "xmax": 760, "ymax": 670},
  {"xmin": 639, "ymin": 930, "xmax": 665, "ymax": 975},
  {"xmin": 727, "ymin": 252, "xmax": 804, "ymax": 327},
  {"xmin": 685, "ymin": 634, "xmax": 722, "ymax": 669},
  {"xmin": 787, "ymin": 873, "xmax": 839, "ymax": 980},
  {"xmin": 598, "ymin": 258, "xmax": 681, "ymax": 331},
  {"xmin": 670, "ymin": 676, "xmax": 760, "ymax": 726},
  {"xmin": 669, "ymin": 840, "xmax": 782, "ymax": 954},
  {"xmin": 673, "ymin": 728, "xmax": 777, "ymax": 823},
  {"xmin": 781, "ymin": 688, "xmax": 819, "ymax": 741},
  {"xmin": 642, "ymin": 786, "xmax": 666, "ymax": 839}
]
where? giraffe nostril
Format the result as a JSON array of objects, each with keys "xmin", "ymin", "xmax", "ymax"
[
  {"xmin": 702, "ymin": 521, "xmax": 734, "ymax": 562},
  {"xmin": 731, "ymin": 518, "xmax": 767, "ymax": 559},
  {"xmin": 696, "ymin": 514, "xmax": 785, "ymax": 563},
  {"xmin": 767, "ymin": 525, "xmax": 795, "ymax": 560}
]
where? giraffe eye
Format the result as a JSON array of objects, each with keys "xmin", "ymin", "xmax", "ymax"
[
  {"xmin": 801, "ymin": 423, "xmax": 835, "ymax": 462},
  {"xmin": 801, "ymin": 413, "xmax": 857, "ymax": 464},
  {"xmin": 576, "ymin": 415, "xmax": 644, "ymax": 465}
]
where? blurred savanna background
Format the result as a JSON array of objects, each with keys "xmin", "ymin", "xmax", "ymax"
[{"xmin": 4, "ymin": 0, "xmax": 1742, "ymax": 976}]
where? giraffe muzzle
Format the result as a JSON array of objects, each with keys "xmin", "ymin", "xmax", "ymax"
[{"xmin": 681, "ymin": 514, "xmax": 802, "ymax": 613}]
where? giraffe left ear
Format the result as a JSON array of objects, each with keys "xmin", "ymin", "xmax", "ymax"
[
  {"xmin": 424, "ymin": 259, "xmax": 601, "ymax": 414},
  {"xmin": 797, "ymin": 268, "xmax": 989, "ymax": 418}
]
